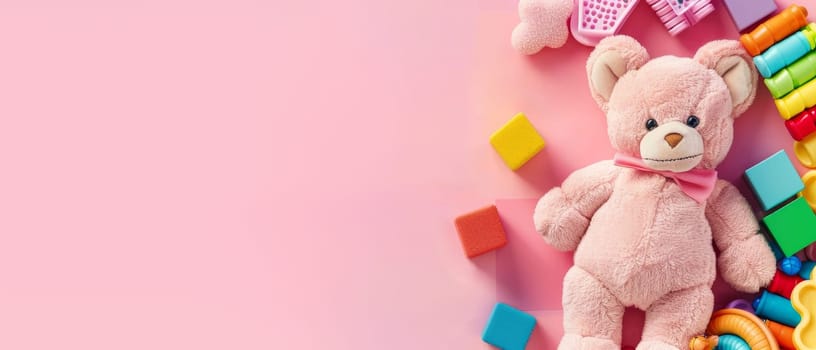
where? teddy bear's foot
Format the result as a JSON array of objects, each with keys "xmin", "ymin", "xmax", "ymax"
[
  {"xmin": 558, "ymin": 333, "xmax": 619, "ymax": 350},
  {"xmin": 635, "ymin": 340, "xmax": 679, "ymax": 350},
  {"xmin": 638, "ymin": 285, "xmax": 713, "ymax": 350}
]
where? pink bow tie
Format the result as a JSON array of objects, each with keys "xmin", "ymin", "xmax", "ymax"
[{"xmin": 613, "ymin": 153, "xmax": 718, "ymax": 203}]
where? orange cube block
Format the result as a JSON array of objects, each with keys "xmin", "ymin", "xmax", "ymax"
[{"xmin": 455, "ymin": 205, "xmax": 507, "ymax": 258}]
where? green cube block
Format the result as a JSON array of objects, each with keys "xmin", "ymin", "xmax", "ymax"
[{"xmin": 763, "ymin": 197, "xmax": 816, "ymax": 256}]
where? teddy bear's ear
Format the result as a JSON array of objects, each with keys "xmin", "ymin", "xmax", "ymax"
[
  {"xmin": 586, "ymin": 36, "xmax": 650, "ymax": 111},
  {"xmin": 693, "ymin": 40, "xmax": 758, "ymax": 118}
]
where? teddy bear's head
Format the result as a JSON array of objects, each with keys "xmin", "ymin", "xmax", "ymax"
[{"xmin": 586, "ymin": 36, "xmax": 758, "ymax": 172}]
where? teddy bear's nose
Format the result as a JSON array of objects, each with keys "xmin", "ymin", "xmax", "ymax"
[{"xmin": 664, "ymin": 133, "xmax": 684, "ymax": 148}]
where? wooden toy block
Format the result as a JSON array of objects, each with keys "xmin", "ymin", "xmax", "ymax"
[
  {"xmin": 490, "ymin": 113, "xmax": 546, "ymax": 170},
  {"xmin": 785, "ymin": 106, "xmax": 816, "ymax": 141},
  {"xmin": 723, "ymin": 0, "xmax": 777, "ymax": 33},
  {"xmin": 745, "ymin": 150, "xmax": 805, "ymax": 211},
  {"xmin": 482, "ymin": 302, "xmax": 536, "ymax": 350},
  {"xmin": 763, "ymin": 197, "xmax": 816, "ymax": 257},
  {"xmin": 454, "ymin": 205, "xmax": 507, "ymax": 258}
]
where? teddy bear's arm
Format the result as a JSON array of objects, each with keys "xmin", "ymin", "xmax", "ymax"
[
  {"xmin": 533, "ymin": 160, "xmax": 619, "ymax": 251},
  {"xmin": 706, "ymin": 180, "xmax": 776, "ymax": 293}
]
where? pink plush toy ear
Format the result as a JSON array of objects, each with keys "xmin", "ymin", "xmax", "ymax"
[
  {"xmin": 694, "ymin": 40, "xmax": 758, "ymax": 118},
  {"xmin": 511, "ymin": 0, "xmax": 573, "ymax": 55},
  {"xmin": 586, "ymin": 36, "xmax": 650, "ymax": 112}
]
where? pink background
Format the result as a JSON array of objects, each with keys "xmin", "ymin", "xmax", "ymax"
[{"xmin": 0, "ymin": 0, "xmax": 811, "ymax": 349}]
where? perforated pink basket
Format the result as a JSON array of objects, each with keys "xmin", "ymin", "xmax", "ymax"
[
  {"xmin": 569, "ymin": 0, "xmax": 715, "ymax": 46},
  {"xmin": 646, "ymin": 0, "xmax": 715, "ymax": 35},
  {"xmin": 571, "ymin": 0, "xmax": 639, "ymax": 46}
]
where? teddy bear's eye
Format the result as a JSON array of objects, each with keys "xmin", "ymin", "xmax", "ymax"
[
  {"xmin": 686, "ymin": 115, "xmax": 700, "ymax": 128},
  {"xmin": 645, "ymin": 118, "xmax": 658, "ymax": 131}
]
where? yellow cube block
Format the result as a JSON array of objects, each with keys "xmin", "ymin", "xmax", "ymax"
[{"xmin": 490, "ymin": 113, "xmax": 546, "ymax": 170}]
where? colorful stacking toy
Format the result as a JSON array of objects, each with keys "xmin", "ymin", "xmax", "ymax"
[
  {"xmin": 754, "ymin": 23, "xmax": 816, "ymax": 78},
  {"xmin": 740, "ymin": 5, "xmax": 816, "ymax": 267},
  {"xmin": 740, "ymin": 5, "xmax": 809, "ymax": 56},
  {"xmin": 740, "ymin": 4, "xmax": 816, "ymax": 128},
  {"xmin": 766, "ymin": 51, "xmax": 816, "ymax": 99},
  {"xmin": 785, "ymin": 106, "xmax": 816, "ymax": 139}
]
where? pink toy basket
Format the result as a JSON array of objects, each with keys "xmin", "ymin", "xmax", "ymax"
[{"xmin": 569, "ymin": 0, "xmax": 715, "ymax": 46}]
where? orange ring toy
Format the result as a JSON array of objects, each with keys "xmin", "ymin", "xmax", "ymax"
[{"xmin": 689, "ymin": 308, "xmax": 779, "ymax": 350}]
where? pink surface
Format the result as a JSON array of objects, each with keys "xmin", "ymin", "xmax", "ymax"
[
  {"xmin": 0, "ymin": 0, "xmax": 812, "ymax": 349},
  {"xmin": 496, "ymin": 198, "xmax": 573, "ymax": 311}
]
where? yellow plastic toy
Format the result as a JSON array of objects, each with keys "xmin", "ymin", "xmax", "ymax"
[
  {"xmin": 792, "ymin": 269, "xmax": 816, "ymax": 350},
  {"xmin": 489, "ymin": 113, "xmax": 546, "ymax": 170},
  {"xmin": 776, "ymin": 77, "xmax": 816, "ymax": 120},
  {"xmin": 802, "ymin": 171, "xmax": 816, "ymax": 210},
  {"xmin": 796, "ymin": 133, "xmax": 816, "ymax": 168},
  {"xmin": 690, "ymin": 308, "xmax": 779, "ymax": 350}
]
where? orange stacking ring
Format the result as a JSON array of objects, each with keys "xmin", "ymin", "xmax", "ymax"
[
  {"xmin": 705, "ymin": 309, "xmax": 780, "ymax": 350},
  {"xmin": 740, "ymin": 4, "xmax": 809, "ymax": 56}
]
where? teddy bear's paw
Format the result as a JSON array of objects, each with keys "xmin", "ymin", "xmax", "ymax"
[
  {"xmin": 635, "ymin": 340, "xmax": 680, "ymax": 350},
  {"xmin": 534, "ymin": 188, "xmax": 588, "ymax": 251},
  {"xmin": 511, "ymin": 0, "xmax": 572, "ymax": 54},
  {"xmin": 718, "ymin": 234, "xmax": 777, "ymax": 293},
  {"xmin": 558, "ymin": 333, "xmax": 619, "ymax": 350}
]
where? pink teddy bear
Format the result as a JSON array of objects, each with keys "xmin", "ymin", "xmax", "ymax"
[{"xmin": 534, "ymin": 36, "xmax": 777, "ymax": 350}]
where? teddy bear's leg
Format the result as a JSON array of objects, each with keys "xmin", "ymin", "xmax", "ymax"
[
  {"xmin": 637, "ymin": 284, "xmax": 713, "ymax": 350},
  {"xmin": 559, "ymin": 266, "xmax": 624, "ymax": 350}
]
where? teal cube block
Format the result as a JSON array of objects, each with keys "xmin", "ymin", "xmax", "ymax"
[
  {"xmin": 763, "ymin": 197, "xmax": 816, "ymax": 257},
  {"xmin": 745, "ymin": 150, "xmax": 804, "ymax": 211},
  {"xmin": 482, "ymin": 303, "xmax": 536, "ymax": 350}
]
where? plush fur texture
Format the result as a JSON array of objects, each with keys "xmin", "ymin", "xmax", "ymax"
[
  {"xmin": 534, "ymin": 36, "xmax": 776, "ymax": 350},
  {"xmin": 511, "ymin": 0, "xmax": 572, "ymax": 54}
]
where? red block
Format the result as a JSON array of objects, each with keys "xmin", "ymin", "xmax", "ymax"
[
  {"xmin": 454, "ymin": 205, "xmax": 507, "ymax": 258},
  {"xmin": 767, "ymin": 269, "xmax": 804, "ymax": 299},
  {"xmin": 785, "ymin": 106, "xmax": 816, "ymax": 141}
]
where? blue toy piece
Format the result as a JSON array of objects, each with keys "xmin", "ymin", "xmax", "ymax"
[
  {"xmin": 780, "ymin": 256, "xmax": 803, "ymax": 276},
  {"xmin": 753, "ymin": 290, "xmax": 801, "ymax": 327},
  {"xmin": 754, "ymin": 24, "xmax": 816, "ymax": 78},
  {"xmin": 802, "ymin": 261, "xmax": 816, "ymax": 279},
  {"xmin": 716, "ymin": 334, "xmax": 751, "ymax": 350},
  {"xmin": 482, "ymin": 303, "xmax": 536, "ymax": 350},
  {"xmin": 745, "ymin": 150, "xmax": 805, "ymax": 211}
]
